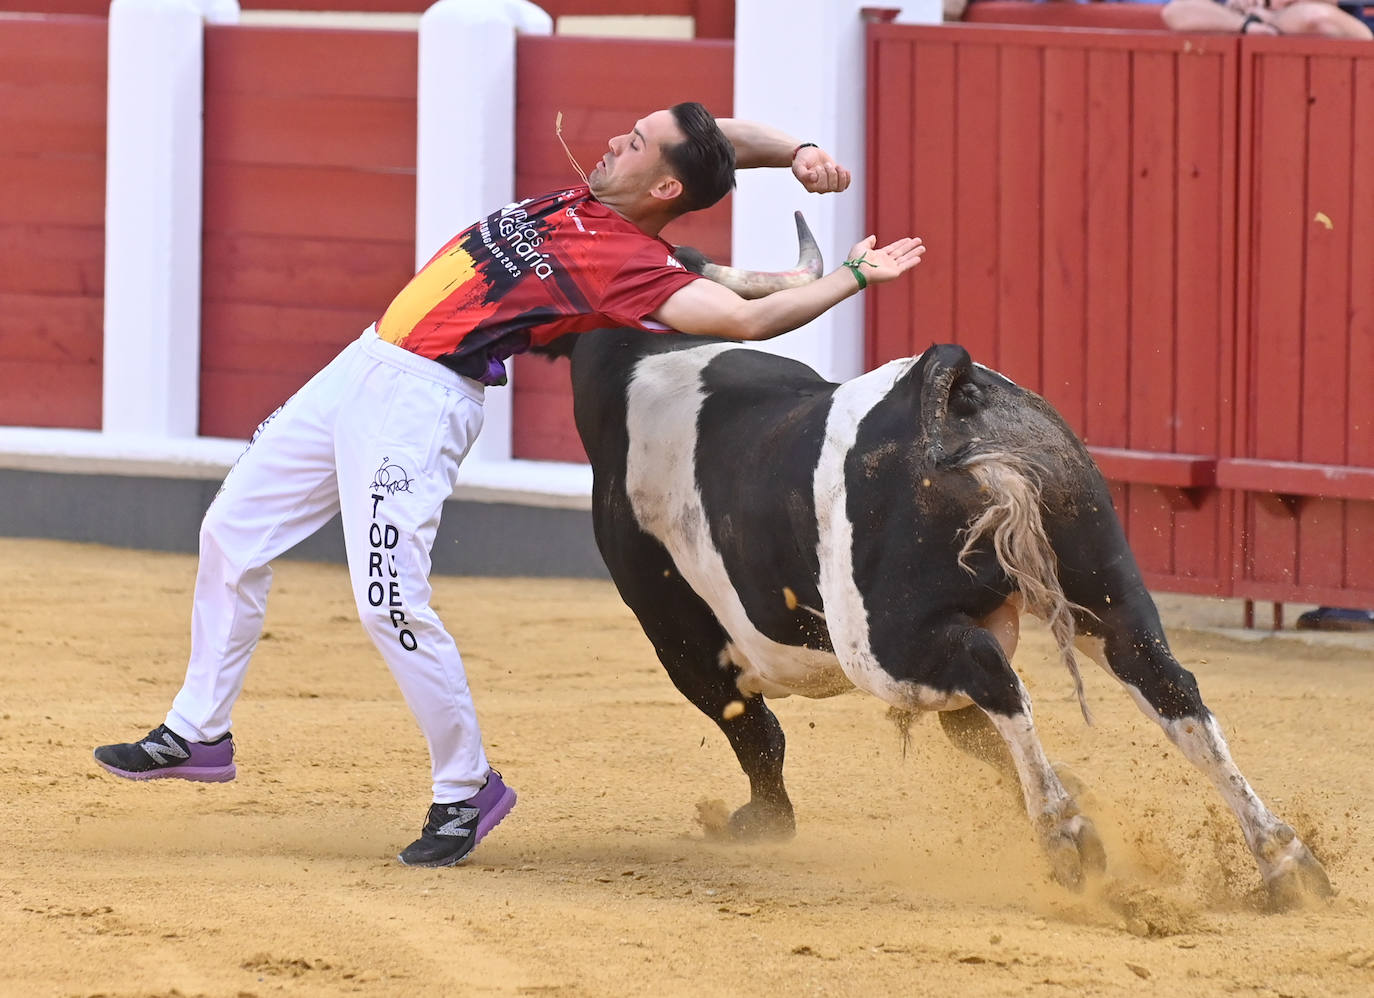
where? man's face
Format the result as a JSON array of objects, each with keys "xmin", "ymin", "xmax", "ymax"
[{"xmin": 587, "ymin": 109, "xmax": 683, "ymax": 201}]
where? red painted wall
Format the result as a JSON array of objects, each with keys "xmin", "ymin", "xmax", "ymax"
[
  {"xmin": 510, "ymin": 34, "xmax": 734, "ymax": 462},
  {"xmin": 0, "ymin": 15, "xmax": 106, "ymax": 429},
  {"xmin": 867, "ymin": 25, "xmax": 1238, "ymax": 595},
  {"xmin": 198, "ymin": 24, "xmax": 417, "ymax": 438}
]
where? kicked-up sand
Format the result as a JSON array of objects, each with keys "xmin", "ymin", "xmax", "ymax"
[{"xmin": 2, "ymin": 537, "xmax": 1371, "ymax": 997}]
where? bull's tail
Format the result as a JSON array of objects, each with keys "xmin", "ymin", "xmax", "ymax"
[{"xmin": 958, "ymin": 451, "xmax": 1094, "ymax": 725}]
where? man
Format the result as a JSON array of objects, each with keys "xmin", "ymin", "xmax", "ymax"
[
  {"xmin": 1161, "ymin": 0, "xmax": 1373, "ymax": 38},
  {"xmin": 93, "ymin": 102, "xmax": 926, "ymax": 867}
]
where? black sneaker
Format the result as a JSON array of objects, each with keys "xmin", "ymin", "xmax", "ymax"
[
  {"xmin": 93, "ymin": 724, "xmax": 236, "ymax": 782},
  {"xmin": 397, "ymin": 769, "xmax": 517, "ymax": 867}
]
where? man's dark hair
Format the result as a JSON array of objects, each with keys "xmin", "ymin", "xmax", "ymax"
[{"xmin": 662, "ymin": 102, "xmax": 736, "ymax": 215}]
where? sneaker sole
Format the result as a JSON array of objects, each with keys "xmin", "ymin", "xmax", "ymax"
[
  {"xmin": 396, "ymin": 785, "xmax": 517, "ymax": 868},
  {"xmin": 95, "ymin": 758, "xmax": 237, "ymax": 783}
]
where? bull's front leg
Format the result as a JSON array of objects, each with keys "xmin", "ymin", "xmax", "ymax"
[{"xmin": 1075, "ymin": 631, "xmax": 1332, "ymax": 908}]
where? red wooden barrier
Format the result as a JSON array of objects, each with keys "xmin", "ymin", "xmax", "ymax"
[
  {"xmin": 511, "ymin": 34, "xmax": 733, "ymax": 462},
  {"xmin": 0, "ymin": 14, "xmax": 106, "ymax": 429},
  {"xmin": 867, "ymin": 24, "xmax": 1238, "ymax": 595},
  {"xmin": 963, "ymin": 2, "xmax": 1166, "ymax": 31},
  {"xmin": 9, "ymin": 1, "xmax": 736, "ymax": 36},
  {"xmin": 1228, "ymin": 37, "xmax": 1374, "ymax": 606},
  {"xmin": 198, "ymin": 24, "xmax": 417, "ymax": 438}
]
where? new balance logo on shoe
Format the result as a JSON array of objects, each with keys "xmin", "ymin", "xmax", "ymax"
[
  {"xmin": 435, "ymin": 806, "xmax": 480, "ymax": 838},
  {"xmin": 141, "ymin": 732, "xmax": 190, "ymax": 765}
]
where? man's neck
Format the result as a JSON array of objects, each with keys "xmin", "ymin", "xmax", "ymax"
[{"xmin": 593, "ymin": 192, "xmax": 672, "ymax": 239}]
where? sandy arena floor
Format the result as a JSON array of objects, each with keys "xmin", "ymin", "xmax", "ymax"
[{"xmin": 3, "ymin": 537, "xmax": 1372, "ymax": 997}]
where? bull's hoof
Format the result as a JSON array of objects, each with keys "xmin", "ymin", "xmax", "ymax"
[
  {"xmin": 1044, "ymin": 814, "xmax": 1107, "ymax": 891},
  {"xmin": 729, "ymin": 800, "xmax": 796, "ymax": 842},
  {"xmin": 695, "ymin": 798, "xmax": 795, "ymax": 842},
  {"xmin": 1261, "ymin": 826, "xmax": 1334, "ymax": 911}
]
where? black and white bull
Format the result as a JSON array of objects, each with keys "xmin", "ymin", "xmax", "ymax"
[{"xmin": 556, "ymin": 224, "xmax": 1332, "ymax": 906}]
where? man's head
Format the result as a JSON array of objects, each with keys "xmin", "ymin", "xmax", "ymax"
[{"xmin": 587, "ymin": 102, "xmax": 735, "ymax": 222}]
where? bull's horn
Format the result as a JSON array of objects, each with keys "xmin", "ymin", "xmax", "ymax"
[{"xmin": 673, "ymin": 211, "xmax": 822, "ymax": 300}]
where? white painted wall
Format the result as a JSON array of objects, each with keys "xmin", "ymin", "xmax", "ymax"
[
  {"xmin": 102, "ymin": 0, "xmax": 238, "ymax": 439},
  {"xmin": 417, "ymin": 0, "xmax": 553, "ymax": 466},
  {"xmin": 731, "ymin": 0, "xmax": 937, "ymax": 383}
]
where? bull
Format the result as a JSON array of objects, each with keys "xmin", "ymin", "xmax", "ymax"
[{"xmin": 551, "ymin": 216, "xmax": 1332, "ymax": 906}]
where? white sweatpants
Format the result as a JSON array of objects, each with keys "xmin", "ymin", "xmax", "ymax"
[{"xmin": 166, "ymin": 327, "xmax": 490, "ymax": 802}]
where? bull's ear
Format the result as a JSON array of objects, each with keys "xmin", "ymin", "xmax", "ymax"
[{"xmin": 907, "ymin": 343, "xmax": 974, "ymax": 464}]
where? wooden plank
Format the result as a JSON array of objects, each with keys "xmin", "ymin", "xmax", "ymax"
[
  {"xmin": 0, "ymin": 291, "xmax": 102, "ymax": 364},
  {"xmin": 1088, "ymin": 448, "xmax": 1217, "ymax": 489},
  {"xmin": 199, "ymin": 371, "xmax": 323, "ymax": 440},
  {"xmin": 995, "ymin": 42, "xmax": 1043, "ymax": 391},
  {"xmin": 1216, "ymin": 457, "xmax": 1374, "ymax": 502},
  {"xmin": 516, "ymin": 37, "xmax": 733, "ymax": 112},
  {"xmin": 962, "ymin": 2, "xmax": 1166, "ymax": 29},
  {"xmin": 1173, "ymin": 492, "xmax": 1226, "ymax": 588},
  {"xmin": 0, "ymin": 224, "xmax": 103, "ymax": 297},
  {"xmin": 1039, "ymin": 45, "xmax": 1087, "ymax": 429},
  {"xmin": 953, "ymin": 40, "xmax": 1000, "ymax": 366},
  {"xmin": 1248, "ymin": 53, "xmax": 1308, "ymax": 462},
  {"xmin": 1173, "ymin": 49, "xmax": 1227, "ymax": 459},
  {"xmin": 1297, "ymin": 496, "xmax": 1345, "ymax": 590},
  {"xmin": 199, "ymin": 302, "xmax": 375, "ymax": 375},
  {"xmin": 906, "ymin": 39, "xmax": 956, "ymax": 360},
  {"xmin": 201, "ymin": 234, "xmax": 413, "ymax": 312},
  {"xmin": 1125, "ymin": 483, "xmax": 1176, "ymax": 576},
  {"xmin": 203, "ymin": 93, "xmax": 415, "ymax": 170},
  {"xmin": 0, "ymin": 81, "xmax": 106, "ymax": 157},
  {"xmin": 512, "ymin": 357, "xmax": 585, "ymax": 463},
  {"xmin": 201, "ymin": 163, "xmax": 415, "ymax": 242},
  {"xmin": 1298, "ymin": 54, "xmax": 1356, "ymax": 592},
  {"xmin": 204, "ymin": 25, "xmax": 417, "ymax": 100},
  {"xmin": 1082, "ymin": 48, "xmax": 1130, "ymax": 450},
  {"xmin": 0, "ymin": 157, "xmax": 104, "ymax": 226},
  {"xmin": 1350, "ymin": 59, "xmax": 1374, "ymax": 470},
  {"xmin": 0, "ymin": 360, "xmax": 101, "ymax": 429},
  {"xmin": 0, "ymin": 17, "xmax": 106, "ymax": 86},
  {"xmin": 1127, "ymin": 49, "xmax": 1177, "ymax": 454},
  {"xmin": 868, "ymin": 37, "xmax": 918, "ymax": 362},
  {"xmin": 1172, "ymin": 47, "xmax": 1230, "ymax": 592},
  {"xmin": 1347, "ymin": 502, "xmax": 1374, "ymax": 590},
  {"xmin": 1299, "ymin": 55, "xmax": 1353, "ymax": 467}
]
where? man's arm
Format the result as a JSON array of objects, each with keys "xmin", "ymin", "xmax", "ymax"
[
  {"xmin": 715, "ymin": 118, "xmax": 851, "ymax": 194},
  {"xmin": 651, "ymin": 235, "xmax": 924, "ymax": 342}
]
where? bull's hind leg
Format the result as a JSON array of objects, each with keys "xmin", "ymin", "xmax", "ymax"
[
  {"xmin": 1074, "ymin": 630, "xmax": 1332, "ymax": 907},
  {"xmin": 923, "ymin": 622, "xmax": 1106, "ymax": 888},
  {"xmin": 599, "ymin": 532, "xmax": 795, "ymax": 841}
]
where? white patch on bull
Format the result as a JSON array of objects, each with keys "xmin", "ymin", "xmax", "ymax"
[
  {"xmin": 811, "ymin": 353, "xmax": 963, "ymax": 711},
  {"xmin": 982, "ymin": 705, "xmax": 1075, "ymax": 820},
  {"xmin": 624, "ymin": 344, "xmax": 851, "ymax": 699}
]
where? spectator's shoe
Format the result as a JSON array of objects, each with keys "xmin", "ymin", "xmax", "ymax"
[
  {"xmin": 1295, "ymin": 607, "xmax": 1374, "ymax": 632},
  {"xmin": 397, "ymin": 769, "xmax": 517, "ymax": 868},
  {"xmin": 93, "ymin": 724, "xmax": 236, "ymax": 782}
]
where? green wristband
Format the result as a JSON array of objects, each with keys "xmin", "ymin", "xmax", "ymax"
[{"xmin": 842, "ymin": 255, "xmax": 871, "ymax": 290}]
